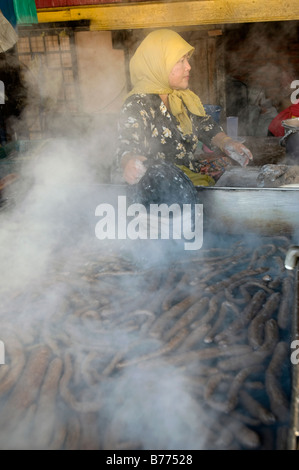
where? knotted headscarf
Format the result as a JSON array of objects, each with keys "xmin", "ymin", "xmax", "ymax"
[{"xmin": 127, "ymin": 29, "xmax": 206, "ymax": 135}]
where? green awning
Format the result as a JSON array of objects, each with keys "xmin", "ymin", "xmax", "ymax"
[{"xmin": 13, "ymin": 0, "xmax": 38, "ymax": 24}]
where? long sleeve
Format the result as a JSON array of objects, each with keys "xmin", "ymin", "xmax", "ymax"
[
  {"xmin": 114, "ymin": 94, "xmax": 225, "ymax": 174},
  {"xmin": 115, "ymin": 96, "xmax": 152, "ymax": 168},
  {"xmin": 191, "ymin": 113, "xmax": 224, "ymax": 149}
]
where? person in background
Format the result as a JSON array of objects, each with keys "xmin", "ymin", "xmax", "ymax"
[
  {"xmin": 0, "ymin": 50, "xmax": 27, "ymax": 144},
  {"xmin": 268, "ymin": 102, "xmax": 299, "ymax": 137},
  {"xmin": 115, "ymin": 28, "xmax": 253, "ymax": 193}
]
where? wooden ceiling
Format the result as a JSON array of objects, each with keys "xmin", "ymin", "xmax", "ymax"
[{"xmin": 36, "ymin": 0, "xmax": 299, "ymax": 30}]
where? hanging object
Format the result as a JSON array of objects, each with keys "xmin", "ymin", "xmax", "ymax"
[
  {"xmin": 0, "ymin": 1, "xmax": 17, "ymax": 28},
  {"xmin": 12, "ymin": 0, "xmax": 38, "ymax": 25},
  {"xmin": 0, "ymin": 10, "xmax": 18, "ymax": 53}
]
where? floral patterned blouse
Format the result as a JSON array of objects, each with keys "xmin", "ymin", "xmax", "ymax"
[{"xmin": 115, "ymin": 93, "xmax": 224, "ymax": 173}]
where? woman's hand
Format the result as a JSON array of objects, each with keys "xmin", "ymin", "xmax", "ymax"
[
  {"xmin": 222, "ymin": 138, "xmax": 253, "ymax": 167},
  {"xmin": 122, "ymin": 155, "xmax": 147, "ymax": 185},
  {"xmin": 212, "ymin": 132, "xmax": 253, "ymax": 167}
]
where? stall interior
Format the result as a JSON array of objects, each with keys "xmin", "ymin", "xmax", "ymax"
[{"xmin": 0, "ymin": 16, "xmax": 299, "ymax": 451}]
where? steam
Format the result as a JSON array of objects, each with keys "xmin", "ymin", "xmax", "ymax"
[
  {"xmin": 0, "ymin": 107, "xmax": 208, "ymax": 450},
  {"xmin": 100, "ymin": 362, "xmax": 209, "ymax": 450},
  {"xmin": 221, "ymin": 21, "xmax": 299, "ymax": 140},
  {"xmin": 224, "ymin": 21, "xmax": 298, "ymax": 110},
  {"xmin": 0, "ymin": 23, "xmax": 296, "ymax": 451}
]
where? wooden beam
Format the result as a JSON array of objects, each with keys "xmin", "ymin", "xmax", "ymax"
[{"xmin": 37, "ymin": 0, "xmax": 299, "ymax": 30}]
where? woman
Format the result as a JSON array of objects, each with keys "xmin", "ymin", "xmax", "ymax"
[{"xmin": 115, "ymin": 29, "xmax": 253, "ymax": 194}]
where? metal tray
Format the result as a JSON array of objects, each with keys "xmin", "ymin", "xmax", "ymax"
[{"xmin": 197, "ymin": 186, "xmax": 299, "ymax": 236}]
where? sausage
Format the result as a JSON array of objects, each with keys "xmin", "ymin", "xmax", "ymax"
[
  {"xmin": 220, "ymin": 415, "xmax": 261, "ymax": 449},
  {"xmin": 0, "ymin": 173, "xmax": 18, "ymax": 190},
  {"xmin": 145, "ymin": 270, "xmax": 180, "ymax": 313},
  {"xmin": 48, "ymin": 414, "xmax": 68, "ymax": 450},
  {"xmin": 0, "ymin": 334, "xmax": 26, "ymax": 399},
  {"xmin": 32, "ymin": 356, "xmax": 64, "ymax": 449},
  {"xmin": 167, "ymin": 344, "xmax": 253, "ymax": 368},
  {"xmin": 204, "ymin": 373, "xmax": 232, "ymax": 413},
  {"xmin": 163, "ymin": 296, "xmax": 210, "ymax": 341},
  {"xmin": 0, "ymin": 345, "xmax": 52, "ymax": 431},
  {"xmin": 149, "ymin": 293, "xmax": 202, "ymax": 337},
  {"xmin": 224, "ymin": 278, "xmax": 256, "ymax": 305},
  {"xmin": 161, "ymin": 273, "xmax": 190, "ymax": 311},
  {"xmin": 226, "ymin": 365, "xmax": 264, "ymax": 412},
  {"xmin": 259, "ymin": 319, "xmax": 279, "ymax": 353},
  {"xmin": 59, "ymin": 353, "xmax": 102, "ymax": 413},
  {"xmin": 230, "ymin": 410, "xmax": 260, "ymax": 427},
  {"xmin": 218, "ymin": 350, "xmax": 269, "ymax": 372},
  {"xmin": 226, "ymin": 290, "xmax": 267, "ymax": 334},
  {"xmin": 277, "ymin": 277, "xmax": 293, "ymax": 330},
  {"xmin": 204, "ymin": 301, "xmax": 231, "ymax": 344},
  {"xmin": 239, "ymin": 389, "xmax": 276, "ymax": 425},
  {"xmin": 207, "ymin": 267, "xmax": 269, "ymax": 294},
  {"xmin": 117, "ymin": 328, "xmax": 189, "ymax": 368},
  {"xmin": 0, "ymin": 403, "xmax": 37, "ymax": 449},
  {"xmin": 177, "ymin": 323, "xmax": 211, "ymax": 352},
  {"xmin": 265, "ymin": 341, "xmax": 290, "ymax": 423},
  {"xmin": 247, "ymin": 292, "xmax": 280, "ymax": 349},
  {"xmin": 64, "ymin": 413, "xmax": 81, "ymax": 450}
]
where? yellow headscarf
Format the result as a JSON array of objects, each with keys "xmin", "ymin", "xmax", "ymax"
[{"xmin": 128, "ymin": 29, "xmax": 206, "ymax": 135}]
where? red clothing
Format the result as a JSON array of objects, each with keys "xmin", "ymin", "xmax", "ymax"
[{"xmin": 268, "ymin": 103, "xmax": 299, "ymax": 137}]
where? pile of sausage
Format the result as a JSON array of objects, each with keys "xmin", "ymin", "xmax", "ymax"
[{"xmin": 0, "ymin": 235, "xmax": 294, "ymax": 449}]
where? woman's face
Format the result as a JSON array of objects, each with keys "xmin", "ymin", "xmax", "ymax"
[{"xmin": 168, "ymin": 53, "xmax": 191, "ymax": 90}]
